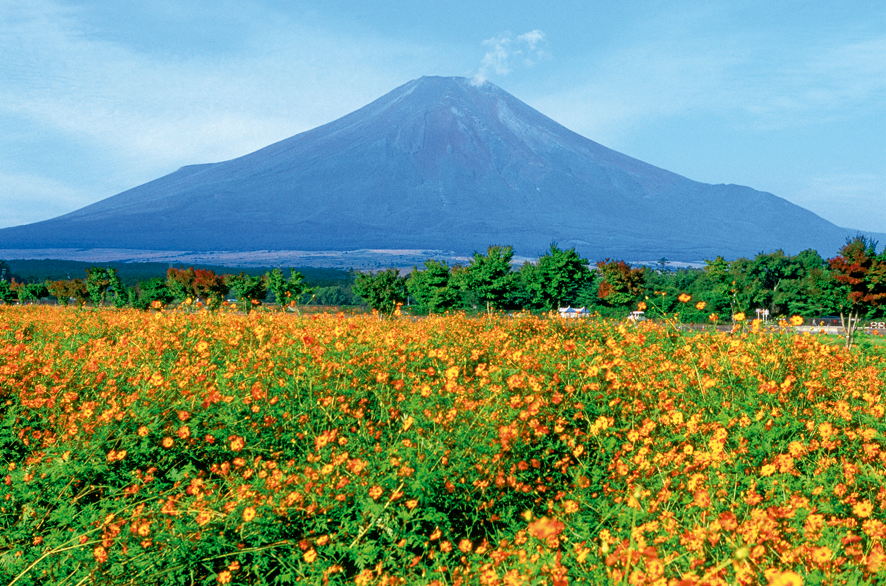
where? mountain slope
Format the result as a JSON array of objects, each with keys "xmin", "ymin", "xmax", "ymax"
[{"xmin": 0, "ymin": 76, "xmax": 871, "ymax": 260}]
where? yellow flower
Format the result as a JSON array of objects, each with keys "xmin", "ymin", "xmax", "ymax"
[
  {"xmin": 695, "ymin": 301, "xmax": 706, "ymax": 310},
  {"xmin": 161, "ymin": 437, "xmax": 174, "ymax": 449},
  {"xmin": 789, "ymin": 315, "xmax": 803, "ymax": 326},
  {"xmin": 303, "ymin": 548, "xmax": 317, "ymax": 563},
  {"xmin": 242, "ymin": 506, "xmax": 256, "ymax": 522},
  {"xmin": 760, "ymin": 464, "xmax": 777, "ymax": 476},
  {"xmin": 733, "ymin": 312, "xmax": 746, "ymax": 322},
  {"xmin": 216, "ymin": 570, "xmax": 232, "ymax": 584},
  {"xmin": 678, "ymin": 293, "xmax": 691, "ymax": 303},
  {"xmin": 853, "ymin": 500, "xmax": 874, "ymax": 518}
]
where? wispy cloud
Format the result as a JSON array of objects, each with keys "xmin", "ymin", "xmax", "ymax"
[
  {"xmin": 533, "ymin": 24, "xmax": 885, "ymax": 145},
  {"xmin": 0, "ymin": 0, "xmax": 451, "ymax": 226},
  {"xmin": 471, "ymin": 30, "xmax": 550, "ymax": 85}
]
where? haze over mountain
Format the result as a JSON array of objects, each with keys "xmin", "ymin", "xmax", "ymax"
[{"xmin": 0, "ymin": 76, "xmax": 876, "ymax": 261}]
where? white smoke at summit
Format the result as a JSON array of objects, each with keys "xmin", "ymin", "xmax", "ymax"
[{"xmin": 471, "ymin": 30, "xmax": 550, "ymax": 85}]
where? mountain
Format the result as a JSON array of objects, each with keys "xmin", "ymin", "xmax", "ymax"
[{"xmin": 0, "ymin": 76, "xmax": 874, "ymax": 261}]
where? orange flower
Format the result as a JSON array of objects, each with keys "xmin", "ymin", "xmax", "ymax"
[
  {"xmin": 229, "ymin": 435, "xmax": 245, "ymax": 452},
  {"xmin": 693, "ymin": 490, "xmax": 711, "ymax": 508},
  {"xmin": 811, "ymin": 546, "xmax": 832, "ymax": 564},
  {"xmin": 242, "ymin": 507, "xmax": 256, "ymax": 522},
  {"xmin": 303, "ymin": 548, "xmax": 317, "ymax": 563},
  {"xmin": 195, "ymin": 510, "xmax": 212, "ymax": 526},
  {"xmin": 678, "ymin": 293, "xmax": 691, "ymax": 303},
  {"xmin": 853, "ymin": 500, "xmax": 874, "ymax": 518},
  {"xmin": 458, "ymin": 539, "xmax": 473, "ymax": 553},
  {"xmin": 406, "ymin": 499, "xmax": 418, "ymax": 510},
  {"xmin": 93, "ymin": 546, "xmax": 108, "ymax": 564},
  {"xmin": 733, "ymin": 312, "xmax": 746, "ymax": 322},
  {"xmin": 176, "ymin": 425, "xmax": 190, "ymax": 440},
  {"xmin": 708, "ymin": 313, "xmax": 719, "ymax": 323},
  {"xmin": 695, "ymin": 301, "xmax": 706, "ymax": 310},
  {"xmin": 637, "ymin": 301, "xmax": 647, "ymax": 311},
  {"xmin": 161, "ymin": 437, "xmax": 174, "ymax": 449},
  {"xmin": 217, "ymin": 570, "xmax": 232, "ymax": 584},
  {"xmin": 527, "ymin": 516, "xmax": 564, "ymax": 540},
  {"xmin": 137, "ymin": 426, "xmax": 150, "ymax": 437},
  {"xmin": 789, "ymin": 315, "xmax": 803, "ymax": 326},
  {"xmin": 368, "ymin": 485, "xmax": 383, "ymax": 500},
  {"xmin": 760, "ymin": 464, "xmax": 776, "ymax": 477}
]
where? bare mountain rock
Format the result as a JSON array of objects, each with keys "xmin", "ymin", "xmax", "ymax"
[{"xmin": 0, "ymin": 76, "xmax": 874, "ymax": 260}]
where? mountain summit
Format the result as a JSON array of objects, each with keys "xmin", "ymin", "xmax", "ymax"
[{"xmin": 0, "ymin": 76, "xmax": 867, "ymax": 259}]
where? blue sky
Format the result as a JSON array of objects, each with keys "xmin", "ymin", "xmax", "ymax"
[{"xmin": 2, "ymin": 0, "xmax": 884, "ymax": 234}]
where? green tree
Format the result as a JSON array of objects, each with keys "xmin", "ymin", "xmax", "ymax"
[
  {"xmin": 406, "ymin": 259, "xmax": 459, "ymax": 314},
  {"xmin": 226, "ymin": 272, "xmax": 268, "ymax": 312},
  {"xmin": 521, "ymin": 243, "xmax": 592, "ymax": 310},
  {"xmin": 9, "ymin": 280, "xmax": 48, "ymax": 304},
  {"xmin": 353, "ymin": 269, "xmax": 408, "ymax": 315},
  {"xmin": 266, "ymin": 268, "xmax": 313, "ymax": 308},
  {"xmin": 85, "ymin": 267, "xmax": 113, "ymax": 306},
  {"xmin": 827, "ymin": 236, "xmax": 886, "ymax": 348},
  {"xmin": 459, "ymin": 245, "xmax": 517, "ymax": 313},
  {"xmin": 0, "ymin": 279, "xmax": 16, "ymax": 304},
  {"xmin": 132, "ymin": 278, "xmax": 174, "ymax": 310}
]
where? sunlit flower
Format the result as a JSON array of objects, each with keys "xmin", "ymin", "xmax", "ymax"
[
  {"xmin": 695, "ymin": 301, "xmax": 706, "ymax": 310},
  {"xmin": 678, "ymin": 293, "xmax": 691, "ymax": 303},
  {"xmin": 790, "ymin": 315, "xmax": 803, "ymax": 326},
  {"xmin": 527, "ymin": 516, "xmax": 564, "ymax": 539},
  {"xmin": 368, "ymin": 485, "xmax": 383, "ymax": 500},
  {"xmin": 137, "ymin": 426, "xmax": 150, "ymax": 437},
  {"xmin": 637, "ymin": 301, "xmax": 647, "ymax": 311},
  {"xmin": 693, "ymin": 489, "xmax": 711, "ymax": 508},
  {"xmin": 216, "ymin": 570, "xmax": 232, "ymax": 584},
  {"xmin": 811, "ymin": 546, "xmax": 832, "ymax": 564},
  {"xmin": 853, "ymin": 500, "xmax": 874, "ymax": 518},
  {"xmin": 161, "ymin": 437, "xmax": 174, "ymax": 449},
  {"xmin": 767, "ymin": 570, "xmax": 803, "ymax": 586},
  {"xmin": 93, "ymin": 546, "xmax": 108, "ymax": 563},
  {"xmin": 708, "ymin": 313, "xmax": 719, "ymax": 323},
  {"xmin": 242, "ymin": 507, "xmax": 256, "ymax": 522},
  {"xmin": 303, "ymin": 548, "xmax": 317, "ymax": 563},
  {"xmin": 229, "ymin": 435, "xmax": 245, "ymax": 452},
  {"xmin": 733, "ymin": 312, "xmax": 746, "ymax": 322}
]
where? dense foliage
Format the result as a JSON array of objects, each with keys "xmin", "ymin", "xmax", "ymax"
[{"xmin": 0, "ymin": 306, "xmax": 884, "ymax": 585}]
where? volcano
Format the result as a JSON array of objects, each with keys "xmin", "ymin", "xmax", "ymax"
[{"xmin": 0, "ymin": 76, "xmax": 870, "ymax": 260}]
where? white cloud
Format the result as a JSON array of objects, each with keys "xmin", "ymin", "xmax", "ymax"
[{"xmin": 471, "ymin": 30, "xmax": 550, "ymax": 85}]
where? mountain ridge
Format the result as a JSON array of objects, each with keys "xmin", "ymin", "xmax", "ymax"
[{"xmin": 1, "ymin": 75, "xmax": 878, "ymax": 261}]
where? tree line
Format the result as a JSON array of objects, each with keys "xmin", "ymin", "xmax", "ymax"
[
  {"xmin": 0, "ymin": 265, "xmax": 315, "ymax": 312},
  {"xmin": 354, "ymin": 237, "xmax": 885, "ymax": 326},
  {"xmin": 1, "ymin": 236, "xmax": 883, "ymax": 330}
]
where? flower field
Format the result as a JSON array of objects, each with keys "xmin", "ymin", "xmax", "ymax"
[{"xmin": 1, "ymin": 306, "xmax": 884, "ymax": 585}]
